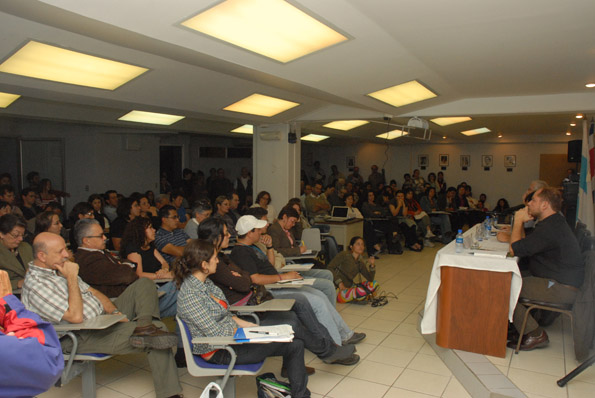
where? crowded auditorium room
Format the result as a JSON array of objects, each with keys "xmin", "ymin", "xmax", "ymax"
[{"xmin": 1, "ymin": 1, "xmax": 595, "ymax": 398}]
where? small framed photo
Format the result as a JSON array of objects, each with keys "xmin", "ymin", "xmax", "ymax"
[
  {"xmin": 346, "ymin": 156, "xmax": 355, "ymax": 170},
  {"xmin": 418, "ymin": 154, "xmax": 428, "ymax": 168},
  {"xmin": 460, "ymin": 155, "xmax": 470, "ymax": 168},
  {"xmin": 439, "ymin": 154, "xmax": 449, "ymax": 167},
  {"xmin": 504, "ymin": 155, "xmax": 516, "ymax": 168},
  {"xmin": 482, "ymin": 155, "xmax": 493, "ymax": 168}
]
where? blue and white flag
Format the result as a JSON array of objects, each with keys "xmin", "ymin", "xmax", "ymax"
[{"xmin": 577, "ymin": 118, "xmax": 595, "ymax": 234}]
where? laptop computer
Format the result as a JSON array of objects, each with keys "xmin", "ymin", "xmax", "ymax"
[{"xmin": 328, "ymin": 206, "xmax": 349, "ymax": 222}]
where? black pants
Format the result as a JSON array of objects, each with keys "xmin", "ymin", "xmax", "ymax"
[
  {"xmin": 208, "ymin": 340, "xmax": 310, "ymax": 398},
  {"xmin": 258, "ymin": 294, "xmax": 335, "ymax": 359}
]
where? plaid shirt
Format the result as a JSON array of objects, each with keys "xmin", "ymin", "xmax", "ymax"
[
  {"xmin": 177, "ymin": 276, "xmax": 235, "ymax": 355},
  {"xmin": 21, "ymin": 262, "xmax": 104, "ymax": 324}
]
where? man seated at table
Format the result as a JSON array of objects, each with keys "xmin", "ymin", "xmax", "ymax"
[
  {"xmin": 0, "ymin": 270, "xmax": 63, "ymax": 397},
  {"xmin": 508, "ymin": 188, "xmax": 584, "ymax": 350},
  {"xmin": 21, "ymin": 232, "xmax": 183, "ymax": 398}
]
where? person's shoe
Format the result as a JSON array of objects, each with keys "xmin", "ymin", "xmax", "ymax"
[
  {"xmin": 425, "ymin": 230, "xmax": 436, "ymax": 238},
  {"xmin": 281, "ymin": 365, "xmax": 315, "ymax": 378},
  {"xmin": 321, "ymin": 343, "xmax": 356, "ymax": 364},
  {"xmin": 343, "ymin": 332, "xmax": 366, "ymax": 345},
  {"xmin": 175, "ymin": 348, "xmax": 187, "ymax": 368},
  {"xmin": 324, "ymin": 353, "xmax": 360, "ymax": 366},
  {"xmin": 424, "ymin": 239, "xmax": 435, "ymax": 248},
  {"xmin": 506, "ymin": 330, "xmax": 549, "ymax": 351},
  {"xmin": 129, "ymin": 324, "xmax": 178, "ymax": 349}
]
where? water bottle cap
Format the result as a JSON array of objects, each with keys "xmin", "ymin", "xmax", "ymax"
[{"xmin": 457, "ymin": 229, "xmax": 463, "ymax": 233}]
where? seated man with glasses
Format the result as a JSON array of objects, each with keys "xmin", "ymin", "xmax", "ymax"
[{"xmin": 155, "ymin": 205, "xmax": 191, "ymax": 265}]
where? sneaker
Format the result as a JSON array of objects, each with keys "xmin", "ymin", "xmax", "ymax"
[
  {"xmin": 342, "ymin": 332, "xmax": 366, "ymax": 345},
  {"xmin": 424, "ymin": 239, "xmax": 435, "ymax": 248},
  {"xmin": 321, "ymin": 344, "xmax": 356, "ymax": 364},
  {"xmin": 425, "ymin": 230, "xmax": 436, "ymax": 238},
  {"xmin": 129, "ymin": 324, "xmax": 178, "ymax": 349},
  {"xmin": 323, "ymin": 353, "xmax": 360, "ymax": 366}
]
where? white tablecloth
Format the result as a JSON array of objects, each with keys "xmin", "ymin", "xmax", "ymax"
[{"xmin": 421, "ymin": 225, "xmax": 522, "ymax": 334}]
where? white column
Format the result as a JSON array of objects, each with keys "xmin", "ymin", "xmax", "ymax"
[{"xmin": 253, "ymin": 123, "xmax": 301, "ymax": 212}]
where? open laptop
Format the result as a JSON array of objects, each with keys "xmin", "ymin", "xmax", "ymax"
[{"xmin": 327, "ymin": 206, "xmax": 349, "ymax": 221}]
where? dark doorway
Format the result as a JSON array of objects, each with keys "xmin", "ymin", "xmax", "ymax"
[{"xmin": 159, "ymin": 145, "xmax": 182, "ymax": 193}]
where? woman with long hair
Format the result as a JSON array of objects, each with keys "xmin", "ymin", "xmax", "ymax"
[
  {"xmin": 174, "ymin": 240, "xmax": 311, "ymax": 398},
  {"xmin": 120, "ymin": 217, "xmax": 178, "ymax": 318},
  {"xmin": 328, "ymin": 236, "xmax": 378, "ymax": 303},
  {"xmin": 88, "ymin": 193, "xmax": 110, "ymax": 232}
]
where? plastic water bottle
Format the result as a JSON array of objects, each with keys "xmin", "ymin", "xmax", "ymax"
[
  {"xmin": 455, "ymin": 229, "xmax": 464, "ymax": 253},
  {"xmin": 484, "ymin": 216, "xmax": 492, "ymax": 238}
]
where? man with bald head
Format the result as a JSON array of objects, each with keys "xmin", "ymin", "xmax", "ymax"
[
  {"xmin": 508, "ymin": 188, "xmax": 583, "ymax": 351},
  {"xmin": 21, "ymin": 232, "xmax": 183, "ymax": 398}
]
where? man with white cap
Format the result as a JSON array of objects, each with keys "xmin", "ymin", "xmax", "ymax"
[{"xmin": 230, "ymin": 215, "xmax": 365, "ymax": 347}]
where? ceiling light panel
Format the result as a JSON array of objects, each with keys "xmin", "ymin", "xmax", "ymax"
[
  {"xmin": 0, "ymin": 92, "xmax": 20, "ymax": 108},
  {"xmin": 224, "ymin": 93, "xmax": 299, "ymax": 117},
  {"xmin": 323, "ymin": 120, "xmax": 369, "ymax": 131},
  {"xmin": 376, "ymin": 129, "xmax": 409, "ymax": 140},
  {"xmin": 301, "ymin": 134, "xmax": 329, "ymax": 142},
  {"xmin": 118, "ymin": 111, "xmax": 185, "ymax": 125},
  {"xmin": 431, "ymin": 116, "xmax": 472, "ymax": 126},
  {"xmin": 231, "ymin": 124, "xmax": 253, "ymax": 134},
  {"xmin": 181, "ymin": 0, "xmax": 348, "ymax": 63},
  {"xmin": 367, "ymin": 80, "xmax": 437, "ymax": 108},
  {"xmin": 0, "ymin": 41, "xmax": 148, "ymax": 90},
  {"xmin": 460, "ymin": 127, "xmax": 491, "ymax": 136}
]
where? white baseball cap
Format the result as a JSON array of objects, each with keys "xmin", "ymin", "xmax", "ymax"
[{"xmin": 235, "ymin": 215, "xmax": 267, "ymax": 235}]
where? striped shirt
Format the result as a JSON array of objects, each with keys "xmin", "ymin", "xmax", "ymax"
[
  {"xmin": 155, "ymin": 228, "xmax": 189, "ymax": 265},
  {"xmin": 21, "ymin": 262, "xmax": 103, "ymax": 324}
]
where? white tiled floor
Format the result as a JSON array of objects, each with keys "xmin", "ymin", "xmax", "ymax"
[{"xmin": 39, "ymin": 245, "xmax": 595, "ymax": 397}]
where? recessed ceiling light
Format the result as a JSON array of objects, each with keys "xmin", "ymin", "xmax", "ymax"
[
  {"xmin": 431, "ymin": 117, "xmax": 472, "ymax": 126},
  {"xmin": 367, "ymin": 80, "xmax": 437, "ymax": 108},
  {"xmin": 0, "ymin": 92, "xmax": 20, "ymax": 108},
  {"xmin": 323, "ymin": 120, "xmax": 369, "ymax": 131},
  {"xmin": 224, "ymin": 93, "xmax": 299, "ymax": 117},
  {"xmin": 118, "ymin": 110, "xmax": 185, "ymax": 125},
  {"xmin": 566, "ymin": 131, "xmax": 572, "ymax": 136},
  {"xmin": 442, "ymin": 136, "xmax": 447, "ymax": 139},
  {"xmin": 301, "ymin": 134, "xmax": 329, "ymax": 142},
  {"xmin": 460, "ymin": 127, "xmax": 491, "ymax": 136},
  {"xmin": 576, "ymin": 114, "xmax": 584, "ymax": 119},
  {"xmin": 586, "ymin": 83, "xmax": 595, "ymax": 88},
  {"xmin": 498, "ymin": 133, "xmax": 503, "ymax": 138},
  {"xmin": 376, "ymin": 129, "xmax": 409, "ymax": 140},
  {"xmin": 231, "ymin": 124, "xmax": 253, "ymax": 134},
  {"xmin": 570, "ymin": 122, "xmax": 577, "ymax": 127},
  {"xmin": 181, "ymin": 0, "xmax": 347, "ymax": 63},
  {"xmin": 0, "ymin": 41, "xmax": 148, "ymax": 90}
]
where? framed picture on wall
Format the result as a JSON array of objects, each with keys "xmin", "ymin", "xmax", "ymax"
[
  {"xmin": 460, "ymin": 155, "xmax": 470, "ymax": 168},
  {"xmin": 482, "ymin": 155, "xmax": 493, "ymax": 168},
  {"xmin": 346, "ymin": 156, "xmax": 355, "ymax": 170},
  {"xmin": 418, "ymin": 154, "xmax": 428, "ymax": 168},
  {"xmin": 504, "ymin": 155, "xmax": 516, "ymax": 168},
  {"xmin": 439, "ymin": 154, "xmax": 449, "ymax": 167}
]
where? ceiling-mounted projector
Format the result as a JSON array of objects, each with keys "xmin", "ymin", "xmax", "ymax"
[{"xmin": 407, "ymin": 117, "xmax": 429, "ymax": 130}]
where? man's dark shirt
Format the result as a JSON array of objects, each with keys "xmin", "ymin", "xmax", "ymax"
[
  {"xmin": 511, "ymin": 213, "xmax": 584, "ymax": 288},
  {"xmin": 229, "ymin": 244, "xmax": 279, "ymax": 276}
]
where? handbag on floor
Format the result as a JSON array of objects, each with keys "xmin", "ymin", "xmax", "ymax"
[{"xmin": 256, "ymin": 372, "xmax": 292, "ymax": 398}]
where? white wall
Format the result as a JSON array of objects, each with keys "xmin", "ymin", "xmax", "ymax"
[{"xmin": 303, "ymin": 141, "xmax": 568, "ymax": 208}]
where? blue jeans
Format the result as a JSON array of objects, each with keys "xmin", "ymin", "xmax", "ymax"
[
  {"xmin": 157, "ymin": 281, "xmax": 178, "ymax": 318},
  {"xmin": 302, "ymin": 269, "xmax": 336, "ymax": 304},
  {"xmin": 271, "ymin": 286, "xmax": 353, "ymax": 345}
]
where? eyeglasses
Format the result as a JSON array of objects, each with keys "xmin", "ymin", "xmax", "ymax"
[
  {"xmin": 86, "ymin": 235, "xmax": 105, "ymax": 239},
  {"xmin": 168, "ymin": 215, "xmax": 180, "ymax": 219},
  {"xmin": 8, "ymin": 231, "xmax": 24, "ymax": 239},
  {"xmin": 85, "ymin": 211, "xmax": 94, "ymax": 216}
]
